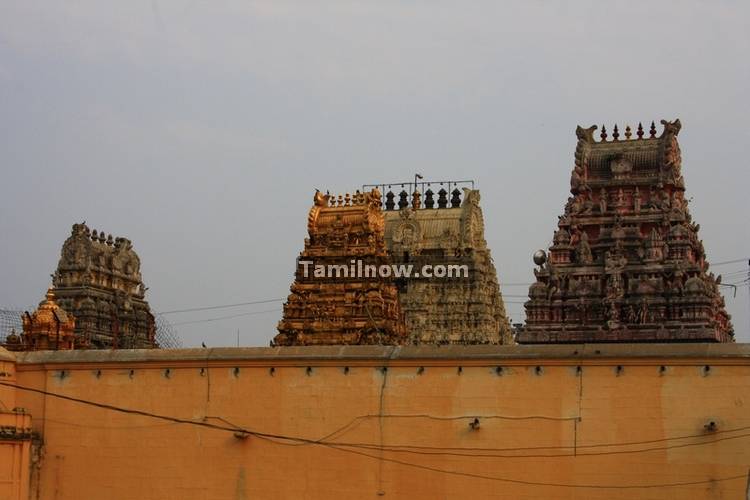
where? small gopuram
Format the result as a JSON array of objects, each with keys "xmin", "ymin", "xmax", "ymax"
[
  {"xmin": 3, "ymin": 288, "xmax": 76, "ymax": 351},
  {"xmin": 50, "ymin": 223, "xmax": 157, "ymax": 349},
  {"xmin": 519, "ymin": 120, "xmax": 734, "ymax": 343},
  {"xmin": 378, "ymin": 181, "xmax": 512, "ymax": 344},
  {"xmin": 273, "ymin": 189, "xmax": 406, "ymax": 346}
]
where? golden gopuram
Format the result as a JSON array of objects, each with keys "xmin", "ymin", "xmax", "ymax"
[
  {"xmin": 275, "ymin": 180, "xmax": 512, "ymax": 346},
  {"xmin": 3, "ymin": 288, "xmax": 76, "ymax": 351},
  {"xmin": 273, "ymin": 188, "xmax": 406, "ymax": 346}
]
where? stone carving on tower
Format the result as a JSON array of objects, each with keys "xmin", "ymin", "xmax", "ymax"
[
  {"xmin": 50, "ymin": 223, "xmax": 157, "ymax": 348},
  {"xmin": 381, "ymin": 183, "xmax": 512, "ymax": 344},
  {"xmin": 518, "ymin": 120, "xmax": 734, "ymax": 343},
  {"xmin": 273, "ymin": 189, "xmax": 406, "ymax": 346},
  {"xmin": 3, "ymin": 288, "xmax": 76, "ymax": 351}
]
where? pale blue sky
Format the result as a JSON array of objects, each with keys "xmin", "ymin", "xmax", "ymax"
[{"xmin": 1, "ymin": 1, "xmax": 748, "ymax": 346}]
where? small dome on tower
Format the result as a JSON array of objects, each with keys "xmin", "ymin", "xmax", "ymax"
[{"xmin": 19, "ymin": 287, "xmax": 77, "ymax": 351}]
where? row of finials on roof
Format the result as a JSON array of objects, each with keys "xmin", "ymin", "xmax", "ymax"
[
  {"xmin": 598, "ymin": 121, "xmax": 660, "ymax": 142},
  {"xmin": 322, "ymin": 187, "xmax": 465, "ymax": 210},
  {"xmin": 384, "ymin": 187, "xmax": 463, "ymax": 211}
]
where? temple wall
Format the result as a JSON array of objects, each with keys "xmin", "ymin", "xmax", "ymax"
[
  {"xmin": 0, "ymin": 349, "xmax": 31, "ymax": 500},
  {"xmin": 2, "ymin": 345, "xmax": 750, "ymax": 499}
]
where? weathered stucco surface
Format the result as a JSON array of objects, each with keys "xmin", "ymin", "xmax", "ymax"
[{"xmin": 2, "ymin": 344, "xmax": 750, "ymax": 499}]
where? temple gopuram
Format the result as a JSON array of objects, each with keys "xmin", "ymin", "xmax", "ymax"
[
  {"xmin": 2, "ymin": 288, "xmax": 76, "ymax": 351},
  {"xmin": 518, "ymin": 120, "xmax": 734, "ymax": 343},
  {"xmin": 50, "ymin": 223, "xmax": 157, "ymax": 349},
  {"xmin": 381, "ymin": 182, "xmax": 512, "ymax": 344},
  {"xmin": 273, "ymin": 189, "xmax": 406, "ymax": 346}
]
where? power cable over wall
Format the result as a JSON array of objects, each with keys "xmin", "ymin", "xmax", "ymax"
[{"xmin": 1, "ymin": 381, "xmax": 748, "ymax": 490}]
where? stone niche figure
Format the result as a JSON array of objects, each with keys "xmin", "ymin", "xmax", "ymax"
[
  {"xmin": 564, "ymin": 196, "xmax": 575, "ymax": 215},
  {"xmin": 604, "ymin": 300, "xmax": 621, "ymax": 329},
  {"xmin": 610, "ymin": 219, "xmax": 626, "ymax": 240},
  {"xmin": 633, "ymin": 187, "xmax": 642, "ymax": 214},
  {"xmin": 605, "ymin": 249, "xmax": 626, "ymax": 298},
  {"xmin": 547, "ymin": 265, "xmax": 562, "ymax": 299},
  {"xmin": 638, "ymin": 298, "xmax": 649, "ymax": 324},
  {"xmin": 576, "ymin": 232, "xmax": 594, "ymax": 265},
  {"xmin": 626, "ymin": 305, "xmax": 638, "ymax": 323},
  {"xmin": 598, "ymin": 188, "xmax": 607, "ymax": 213},
  {"xmin": 401, "ymin": 225, "xmax": 415, "ymax": 248},
  {"xmin": 570, "ymin": 165, "xmax": 583, "ymax": 191},
  {"xmin": 660, "ymin": 191, "xmax": 671, "ymax": 211},
  {"xmin": 648, "ymin": 187, "xmax": 660, "ymax": 211},
  {"xmin": 581, "ymin": 191, "xmax": 594, "ymax": 215},
  {"xmin": 671, "ymin": 191, "xmax": 686, "ymax": 217},
  {"xmin": 576, "ymin": 297, "xmax": 589, "ymax": 325},
  {"xmin": 611, "ymin": 188, "xmax": 625, "ymax": 210}
]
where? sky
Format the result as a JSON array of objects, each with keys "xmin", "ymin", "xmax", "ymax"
[{"xmin": 0, "ymin": 1, "xmax": 748, "ymax": 347}]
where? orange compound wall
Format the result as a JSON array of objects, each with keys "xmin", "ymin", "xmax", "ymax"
[
  {"xmin": 2, "ymin": 344, "xmax": 750, "ymax": 500},
  {"xmin": 0, "ymin": 349, "xmax": 32, "ymax": 500}
]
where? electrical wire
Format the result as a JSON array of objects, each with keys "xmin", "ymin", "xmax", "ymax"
[
  {"xmin": 157, "ymin": 298, "xmax": 284, "ymax": 315},
  {"xmin": 3, "ymin": 380, "xmax": 749, "ymax": 490},
  {"xmin": 256, "ymin": 434, "xmax": 747, "ymax": 490},
  {"xmin": 711, "ymin": 258, "xmax": 749, "ymax": 266},
  {"xmin": 0, "ymin": 382, "xmax": 709, "ymax": 454},
  {"xmin": 719, "ymin": 268, "xmax": 748, "ymax": 276},
  {"xmin": 149, "ymin": 257, "xmax": 747, "ymax": 318},
  {"xmin": 36, "ymin": 417, "xmax": 179, "ymax": 430},
  {"xmin": 329, "ymin": 431, "xmax": 750, "ymax": 459},
  {"xmin": 267, "ymin": 414, "xmax": 750, "ymax": 455},
  {"xmin": 170, "ymin": 308, "xmax": 281, "ymax": 326},
  {"xmin": 330, "ymin": 413, "xmax": 578, "ymax": 423}
]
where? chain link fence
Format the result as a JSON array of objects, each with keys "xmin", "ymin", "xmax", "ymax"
[{"xmin": 0, "ymin": 308, "xmax": 182, "ymax": 349}]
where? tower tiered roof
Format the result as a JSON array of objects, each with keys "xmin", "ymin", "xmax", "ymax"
[
  {"xmin": 519, "ymin": 120, "xmax": 733, "ymax": 343},
  {"xmin": 274, "ymin": 189, "xmax": 406, "ymax": 346}
]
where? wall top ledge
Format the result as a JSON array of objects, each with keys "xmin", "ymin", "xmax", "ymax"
[
  {"xmin": 0, "ymin": 347, "xmax": 16, "ymax": 362},
  {"xmin": 12, "ymin": 343, "xmax": 750, "ymax": 365}
]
